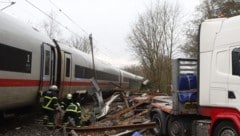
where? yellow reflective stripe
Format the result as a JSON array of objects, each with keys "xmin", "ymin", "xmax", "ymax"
[
  {"xmin": 47, "ymin": 122, "xmax": 54, "ymax": 127},
  {"xmin": 43, "ymin": 96, "xmax": 52, "ymax": 108},
  {"xmin": 66, "ymin": 103, "xmax": 81, "ymax": 113},
  {"xmin": 42, "ymin": 97, "xmax": 54, "ymax": 110},
  {"xmin": 42, "ymin": 106, "xmax": 54, "ymax": 111},
  {"xmin": 66, "ymin": 109, "xmax": 77, "ymax": 112},
  {"xmin": 44, "ymin": 96, "xmax": 52, "ymax": 99},
  {"xmin": 43, "ymin": 96, "xmax": 57, "ymax": 109},
  {"xmin": 67, "ymin": 108, "xmax": 77, "ymax": 112},
  {"xmin": 45, "ymin": 99, "xmax": 52, "ymax": 109}
]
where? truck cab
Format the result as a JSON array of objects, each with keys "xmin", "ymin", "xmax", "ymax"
[{"xmin": 150, "ymin": 15, "xmax": 240, "ymax": 136}]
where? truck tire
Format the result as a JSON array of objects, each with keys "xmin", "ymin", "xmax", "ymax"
[
  {"xmin": 168, "ymin": 118, "xmax": 185, "ymax": 136},
  {"xmin": 151, "ymin": 112, "xmax": 165, "ymax": 136},
  {"xmin": 213, "ymin": 121, "xmax": 238, "ymax": 136}
]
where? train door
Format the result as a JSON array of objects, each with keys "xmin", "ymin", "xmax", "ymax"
[
  {"xmin": 62, "ymin": 53, "xmax": 72, "ymax": 95},
  {"xmin": 40, "ymin": 43, "xmax": 55, "ymax": 92}
]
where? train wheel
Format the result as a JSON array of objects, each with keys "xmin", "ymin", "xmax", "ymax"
[
  {"xmin": 168, "ymin": 118, "xmax": 185, "ymax": 136},
  {"xmin": 213, "ymin": 121, "xmax": 238, "ymax": 136},
  {"xmin": 152, "ymin": 113, "xmax": 163, "ymax": 136}
]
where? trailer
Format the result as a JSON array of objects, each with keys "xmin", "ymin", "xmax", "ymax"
[{"xmin": 149, "ymin": 15, "xmax": 240, "ymax": 136}]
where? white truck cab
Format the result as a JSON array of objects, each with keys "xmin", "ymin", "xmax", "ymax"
[{"xmin": 150, "ymin": 15, "xmax": 240, "ymax": 136}]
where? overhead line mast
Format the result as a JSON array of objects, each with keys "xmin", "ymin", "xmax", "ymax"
[{"xmin": 89, "ymin": 33, "xmax": 97, "ymax": 79}]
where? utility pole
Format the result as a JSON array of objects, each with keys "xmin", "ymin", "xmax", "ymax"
[
  {"xmin": 89, "ymin": 34, "xmax": 103, "ymax": 115},
  {"xmin": 89, "ymin": 34, "xmax": 97, "ymax": 78}
]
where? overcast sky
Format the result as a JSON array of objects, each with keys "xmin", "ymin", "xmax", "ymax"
[{"xmin": 1, "ymin": 0, "xmax": 200, "ymax": 68}]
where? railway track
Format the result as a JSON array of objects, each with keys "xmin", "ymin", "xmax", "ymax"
[{"xmin": 0, "ymin": 107, "xmax": 62, "ymax": 136}]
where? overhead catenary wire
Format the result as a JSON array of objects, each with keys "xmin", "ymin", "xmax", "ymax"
[
  {"xmin": 25, "ymin": 0, "xmax": 82, "ymax": 38},
  {"xmin": 0, "ymin": 1, "xmax": 15, "ymax": 11},
  {"xmin": 48, "ymin": 0, "xmax": 89, "ymax": 35},
  {"xmin": 47, "ymin": 0, "xmax": 116, "ymax": 59},
  {"xmin": 25, "ymin": 0, "xmax": 119, "ymax": 64}
]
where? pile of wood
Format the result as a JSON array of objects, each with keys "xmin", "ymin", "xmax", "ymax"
[{"xmin": 55, "ymin": 88, "xmax": 157, "ymax": 136}]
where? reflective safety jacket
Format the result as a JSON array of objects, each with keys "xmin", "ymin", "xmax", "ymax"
[
  {"xmin": 66, "ymin": 102, "xmax": 81, "ymax": 115},
  {"xmin": 60, "ymin": 98, "xmax": 71, "ymax": 110},
  {"xmin": 42, "ymin": 90, "xmax": 58, "ymax": 111}
]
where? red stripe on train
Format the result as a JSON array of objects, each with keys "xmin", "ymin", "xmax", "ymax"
[
  {"xmin": 0, "ymin": 79, "xmax": 40, "ymax": 86},
  {"xmin": 0, "ymin": 79, "xmax": 119, "ymax": 87},
  {"xmin": 62, "ymin": 81, "xmax": 116, "ymax": 86},
  {"xmin": 0, "ymin": 79, "xmax": 51, "ymax": 87},
  {"xmin": 62, "ymin": 81, "xmax": 91, "ymax": 86}
]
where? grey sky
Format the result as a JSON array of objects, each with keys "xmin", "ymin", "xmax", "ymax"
[{"xmin": 1, "ymin": 0, "xmax": 200, "ymax": 68}]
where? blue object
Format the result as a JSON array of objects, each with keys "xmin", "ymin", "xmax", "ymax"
[
  {"xmin": 178, "ymin": 74, "xmax": 197, "ymax": 90},
  {"xmin": 132, "ymin": 131, "xmax": 142, "ymax": 136},
  {"xmin": 178, "ymin": 92, "xmax": 197, "ymax": 103}
]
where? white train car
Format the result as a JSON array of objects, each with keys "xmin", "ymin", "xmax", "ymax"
[
  {"xmin": 56, "ymin": 44, "xmax": 122, "ymax": 97},
  {"xmin": 0, "ymin": 12, "xmax": 143, "ymax": 111},
  {"xmin": 120, "ymin": 70, "xmax": 144, "ymax": 89},
  {"xmin": 0, "ymin": 12, "xmax": 57, "ymax": 110}
]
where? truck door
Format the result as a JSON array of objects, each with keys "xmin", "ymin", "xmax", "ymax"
[
  {"xmin": 62, "ymin": 53, "xmax": 72, "ymax": 96},
  {"xmin": 40, "ymin": 43, "xmax": 55, "ymax": 91},
  {"xmin": 228, "ymin": 47, "xmax": 240, "ymax": 105}
]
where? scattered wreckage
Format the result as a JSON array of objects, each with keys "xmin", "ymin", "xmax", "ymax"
[{"xmin": 54, "ymin": 80, "xmax": 160, "ymax": 136}]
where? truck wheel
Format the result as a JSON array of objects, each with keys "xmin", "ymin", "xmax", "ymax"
[
  {"xmin": 168, "ymin": 118, "xmax": 185, "ymax": 136},
  {"xmin": 151, "ymin": 113, "xmax": 164, "ymax": 136},
  {"xmin": 213, "ymin": 121, "xmax": 238, "ymax": 136}
]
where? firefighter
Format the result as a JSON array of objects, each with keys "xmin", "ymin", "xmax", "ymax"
[
  {"xmin": 42, "ymin": 85, "xmax": 58, "ymax": 128},
  {"xmin": 62, "ymin": 93, "xmax": 82, "ymax": 128},
  {"xmin": 59, "ymin": 93, "xmax": 72, "ymax": 111}
]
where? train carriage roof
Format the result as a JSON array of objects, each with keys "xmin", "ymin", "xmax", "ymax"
[{"xmin": 0, "ymin": 12, "xmax": 54, "ymax": 49}]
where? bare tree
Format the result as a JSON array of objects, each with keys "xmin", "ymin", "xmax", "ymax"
[
  {"xmin": 182, "ymin": 0, "xmax": 240, "ymax": 58},
  {"xmin": 128, "ymin": 0, "xmax": 181, "ymax": 92},
  {"xmin": 67, "ymin": 34, "xmax": 91, "ymax": 53},
  {"xmin": 41, "ymin": 11, "xmax": 61, "ymax": 40},
  {"xmin": 123, "ymin": 64, "xmax": 144, "ymax": 77}
]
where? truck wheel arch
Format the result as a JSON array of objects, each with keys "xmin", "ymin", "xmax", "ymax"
[
  {"xmin": 150, "ymin": 109, "xmax": 168, "ymax": 135},
  {"xmin": 212, "ymin": 119, "xmax": 239, "ymax": 136}
]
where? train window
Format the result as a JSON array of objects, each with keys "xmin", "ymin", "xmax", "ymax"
[
  {"xmin": 66, "ymin": 58, "xmax": 70, "ymax": 77},
  {"xmin": 74, "ymin": 65, "xmax": 119, "ymax": 81},
  {"xmin": 84, "ymin": 68, "xmax": 94, "ymax": 78},
  {"xmin": 0, "ymin": 43, "xmax": 32, "ymax": 73},
  {"xmin": 123, "ymin": 77, "xmax": 129, "ymax": 82},
  {"xmin": 44, "ymin": 50, "xmax": 50, "ymax": 75},
  {"xmin": 75, "ymin": 65, "xmax": 85, "ymax": 78},
  {"xmin": 96, "ymin": 70, "xmax": 119, "ymax": 81}
]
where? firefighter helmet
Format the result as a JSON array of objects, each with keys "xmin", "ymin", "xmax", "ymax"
[
  {"xmin": 66, "ymin": 93, "xmax": 72, "ymax": 100},
  {"xmin": 49, "ymin": 85, "xmax": 58, "ymax": 91}
]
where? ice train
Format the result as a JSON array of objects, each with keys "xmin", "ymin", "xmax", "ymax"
[{"xmin": 0, "ymin": 12, "xmax": 143, "ymax": 111}]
